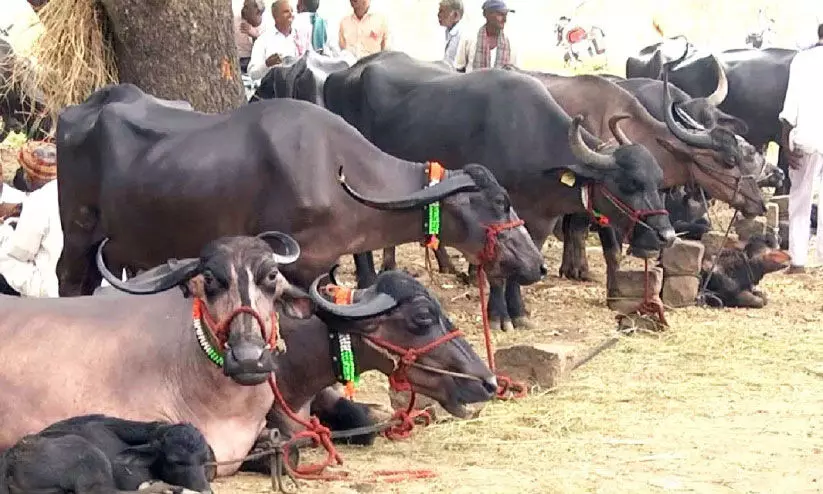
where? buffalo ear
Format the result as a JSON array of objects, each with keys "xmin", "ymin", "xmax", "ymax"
[
  {"xmin": 113, "ymin": 443, "xmax": 159, "ymax": 468},
  {"xmin": 277, "ymin": 284, "xmax": 315, "ymax": 320}
]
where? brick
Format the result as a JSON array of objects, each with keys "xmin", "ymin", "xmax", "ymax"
[
  {"xmin": 766, "ymin": 202, "xmax": 780, "ymax": 230},
  {"xmin": 770, "ymin": 195, "xmax": 789, "ymax": 221},
  {"xmin": 494, "ymin": 343, "xmax": 578, "ymax": 390},
  {"xmin": 702, "ymin": 231, "xmax": 738, "ymax": 260},
  {"xmin": 734, "ymin": 217, "xmax": 767, "ymax": 241},
  {"xmin": 607, "ymin": 267, "xmax": 664, "ymax": 313},
  {"xmin": 660, "ymin": 238, "xmax": 705, "ymax": 276},
  {"xmin": 661, "ymin": 275, "xmax": 700, "ymax": 308}
]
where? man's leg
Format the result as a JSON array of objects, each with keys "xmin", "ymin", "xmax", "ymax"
[{"xmin": 788, "ymin": 152, "xmax": 821, "ymax": 271}]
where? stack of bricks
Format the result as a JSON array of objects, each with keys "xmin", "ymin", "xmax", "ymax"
[
  {"xmin": 606, "ymin": 267, "xmax": 664, "ymax": 314},
  {"xmin": 660, "ymin": 238, "xmax": 705, "ymax": 308}
]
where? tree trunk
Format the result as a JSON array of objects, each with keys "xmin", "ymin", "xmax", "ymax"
[{"xmin": 99, "ymin": 0, "xmax": 245, "ymax": 113}]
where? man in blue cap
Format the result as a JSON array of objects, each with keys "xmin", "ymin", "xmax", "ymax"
[{"xmin": 454, "ymin": 0, "xmax": 519, "ymax": 73}]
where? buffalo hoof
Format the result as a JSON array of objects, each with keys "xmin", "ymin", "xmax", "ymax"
[
  {"xmin": 558, "ymin": 263, "xmax": 593, "ymax": 281},
  {"xmin": 488, "ymin": 317, "xmax": 513, "ymax": 332},
  {"xmin": 512, "ymin": 316, "xmax": 535, "ymax": 330},
  {"xmin": 736, "ymin": 290, "xmax": 766, "ymax": 309}
]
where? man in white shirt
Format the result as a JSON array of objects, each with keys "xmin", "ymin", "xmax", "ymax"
[
  {"xmin": 438, "ymin": 0, "xmax": 464, "ymax": 68},
  {"xmin": 247, "ymin": 0, "xmax": 307, "ymax": 81},
  {"xmin": 454, "ymin": 0, "xmax": 519, "ymax": 73},
  {"xmin": 0, "ymin": 165, "xmax": 62, "ymax": 297},
  {"xmin": 779, "ymin": 23, "xmax": 823, "ymax": 273}
]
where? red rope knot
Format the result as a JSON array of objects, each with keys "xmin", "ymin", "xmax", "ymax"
[
  {"xmin": 283, "ymin": 417, "xmax": 344, "ymax": 478},
  {"xmin": 585, "ymin": 183, "xmax": 669, "ymax": 243},
  {"xmin": 480, "ymin": 220, "xmax": 525, "ymax": 265},
  {"xmin": 494, "ymin": 374, "xmax": 528, "ymax": 400},
  {"xmin": 383, "ymin": 393, "xmax": 432, "ymax": 441}
]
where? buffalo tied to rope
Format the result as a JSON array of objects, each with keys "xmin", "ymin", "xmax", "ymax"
[
  {"xmin": 0, "ymin": 414, "xmax": 215, "ymax": 494},
  {"xmin": 54, "ymin": 83, "xmax": 545, "ymax": 298},
  {"xmin": 0, "ymin": 232, "xmax": 316, "ymax": 478},
  {"xmin": 262, "ymin": 50, "xmax": 675, "ymax": 331}
]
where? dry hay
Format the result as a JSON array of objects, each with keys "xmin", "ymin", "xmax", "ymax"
[
  {"xmin": 3, "ymin": 0, "xmax": 117, "ymax": 122},
  {"xmin": 214, "ymin": 210, "xmax": 823, "ymax": 494}
]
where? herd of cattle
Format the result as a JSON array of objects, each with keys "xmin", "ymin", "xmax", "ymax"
[{"xmin": 0, "ymin": 35, "xmax": 800, "ymax": 492}]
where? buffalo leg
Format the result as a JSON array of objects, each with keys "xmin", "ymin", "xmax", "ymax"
[
  {"xmin": 558, "ymin": 213, "xmax": 593, "ymax": 281},
  {"xmin": 487, "ymin": 277, "xmax": 514, "ymax": 332},
  {"xmin": 734, "ymin": 290, "xmax": 766, "ymax": 309},
  {"xmin": 310, "ymin": 385, "xmax": 377, "ymax": 445},
  {"xmin": 598, "ymin": 226, "xmax": 623, "ymax": 297},
  {"xmin": 353, "ymin": 252, "xmax": 378, "ymax": 288},
  {"xmin": 58, "ymin": 238, "xmax": 103, "ymax": 297},
  {"xmin": 433, "ymin": 244, "xmax": 459, "ymax": 274},
  {"xmin": 506, "ymin": 278, "xmax": 533, "ymax": 330},
  {"xmin": 380, "ymin": 247, "xmax": 397, "ymax": 272}
]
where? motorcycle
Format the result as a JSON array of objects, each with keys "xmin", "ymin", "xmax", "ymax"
[{"xmin": 554, "ymin": 16, "xmax": 607, "ymax": 69}]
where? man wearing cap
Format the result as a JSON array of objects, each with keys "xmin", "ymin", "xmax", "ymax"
[
  {"xmin": 779, "ymin": 23, "xmax": 823, "ymax": 274},
  {"xmin": 0, "ymin": 141, "xmax": 62, "ymax": 297},
  {"xmin": 454, "ymin": 0, "xmax": 519, "ymax": 73}
]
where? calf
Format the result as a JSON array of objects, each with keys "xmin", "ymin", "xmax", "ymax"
[
  {"xmin": 36, "ymin": 415, "xmax": 214, "ymax": 492},
  {"xmin": 701, "ymin": 235, "xmax": 790, "ymax": 308}
]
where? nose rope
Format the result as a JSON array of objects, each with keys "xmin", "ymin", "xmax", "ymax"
[
  {"xmin": 586, "ymin": 183, "xmax": 670, "ymax": 244},
  {"xmin": 192, "ymin": 299, "xmax": 280, "ymax": 367},
  {"xmin": 688, "ymin": 157, "xmax": 763, "ymax": 206}
]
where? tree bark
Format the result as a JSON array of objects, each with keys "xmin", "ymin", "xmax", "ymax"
[{"xmin": 99, "ymin": 0, "xmax": 245, "ymax": 113}]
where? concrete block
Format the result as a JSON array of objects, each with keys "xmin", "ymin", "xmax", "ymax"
[
  {"xmin": 702, "ymin": 231, "xmax": 738, "ymax": 260},
  {"xmin": 766, "ymin": 202, "xmax": 780, "ymax": 230},
  {"xmin": 734, "ymin": 217, "xmax": 767, "ymax": 241},
  {"xmin": 770, "ymin": 195, "xmax": 789, "ymax": 221},
  {"xmin": 660, "ymin": 238, "xmax": 705, "ymax": 276},
  {"xmin": 607, "ymin": 267, "xmax": 664, "ymax": 314},
  {"xmin": 661, "ymin": 275, "xmax": 700, "ymax": 308},
  {"xmin": 494, "ymin": 343, "xmax": 578, "ymax": 390}
]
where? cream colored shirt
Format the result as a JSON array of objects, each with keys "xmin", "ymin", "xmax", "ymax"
[
  {"xmin": 0, "ymin": 180, "xmax": 63, "ymax": 298},
  {"xmin": 780, "ymin": 44, "xmax": 823, "ymax": 155},
  {"xmin": 338, "ymin": 11, "xmax": 390, "ymax": 60}
]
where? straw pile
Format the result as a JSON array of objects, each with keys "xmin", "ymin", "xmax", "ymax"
[{"xmin": 3, "ymin": 0, "xmax": 118, "ymax": 121}]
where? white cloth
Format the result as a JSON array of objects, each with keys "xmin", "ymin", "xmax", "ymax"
[
  {"xmin": 443, "ymin": 21, "xmax": 463, "ymax": 68},
  {"xmin": 247, "ymin": 27, "xmax": 302, "ymax": 81},
  {"xmin": 788, "ymin": 152, "xmax": 823, "ymax": 267},
  {"xmin": 0, "ymin": 184, "xmax": 26, "ymax": 204},
  {"xmin": 779, "ymin": 45, "xmax": 823, "ymax": 155},
  {"xmin": 0, "ymin": 180, "xmax": 63, "ymax": 297}
]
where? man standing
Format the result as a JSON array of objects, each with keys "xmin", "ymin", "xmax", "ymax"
[
  {"xmin": 779, "ymin": 23, "xmax": 823, "ymax": 273},
  {"xmin": 247, "ymin": 0, "xmax": 306, "ymax": 81},
  {"xmin": 438, "ymin": 0, "xmax": 464, "ymax": 67},
  {"xmin": 234, "ymin": 0, "xmax": 265, "ymax": 74},
  {"xmin": 295, "ymin": 0, "xmax": 332, "ymax": 55},
  {"xmin": 338, "ymin": 0, "xmax": 390, "ymax": 60},
  {"xmin": 454, "ymin": 0, "xmax": 519, "ymax": 72}
]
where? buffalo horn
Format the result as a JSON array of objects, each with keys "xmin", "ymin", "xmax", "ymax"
[
  {"xmin": 705, "ymin": 55, "xmax": 729, "ymax": 107},
  {"xmin": 256, "ymin": 231, "xmax": 301, "ymax": 265},
  {"xmin": 568, "ymin": 115, "xmax": 617, "ymax": 169},
  {"xmin": 309, "ymin": 271, "xmax": 398, "ymax": 319},
  {"xmin": 96, "ymin": 238, "xmax": 201, "ymax": 295},
  {"xmin": 674, "ymin": 105, "xmax": 707, "ymax": 131},
  {"xmin": 608, "ymin": 115, "xmax": 633, "ymax": 145},
  {"xmin": 338, "ymin": 166, "xmax": 479, "ymax": 211},
  {"xmin": 663, "ymin": 71, "xmax": 715, "ymax": 149}
]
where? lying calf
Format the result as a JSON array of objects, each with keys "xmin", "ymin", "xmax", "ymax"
[
  {"xmin": 2, "ymin": 414, "xmax": 215, "ymax": 493},
  {"xmin": 701, "ymin": 235, "xmax": 791, "ymax": 308}
]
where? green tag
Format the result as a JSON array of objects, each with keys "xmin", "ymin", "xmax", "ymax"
[
  {"xmin": 340, "ymin": 348, "xmax": 359, "ymax": 384},
  {"xmin": 427, "ymin": 202, "xmax": 441, "ymax": 235}
]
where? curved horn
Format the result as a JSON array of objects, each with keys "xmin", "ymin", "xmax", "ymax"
[
  {"xmin": 309, "ymin": 271, "xmax": 398, "ymax": 319},
  {"xmin": 608, "ymin": 115, "xmax": 633, "ymax": 145},
  {"xmin": 256, "ymin": 231, "xmax": 301, "ymax": 265},
  {"xmin": 96, "ymin": 238, "xmax": 200, "ymax": 295},
  {"xmin": 338, "ymin": 166, "xmax": 480, "ymax": 211},
  {"xmin": 705, "ymin": 55, "xmax": 728, "ymax": 107},
  {"xmin": 674, "ymin": 105, "xmax": 707, "ymax": 131},
  {"xmin": 663, "ymin": 71, "xmax": 715, "ymax": 149},
  {"xmin": 568, "ymin": 115, "xmax": 617, "ymax": 169}
]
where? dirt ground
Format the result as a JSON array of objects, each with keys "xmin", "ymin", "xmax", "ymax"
[{"xmin": 3, "ymin": 137, "xmax": 822, "ymax": 494}]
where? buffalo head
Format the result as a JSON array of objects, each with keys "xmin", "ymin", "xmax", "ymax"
[
  {"xmin": 659, "ymin": 69, "xmax": 766, "ymax": 218},
  {"xmin": 97, "ymin": 232, "xmax": 314, "ymax": 386},
  {"xmin": 338, "ymin": 164, "xmax": 546, "ymax": 284},
  {"xmin": 565, "ymin": 115, "xmax": 675, "ymax": 258},
  {"xmin": 309, "ymin": 268, "xmax": 496, "ymax": 418}
]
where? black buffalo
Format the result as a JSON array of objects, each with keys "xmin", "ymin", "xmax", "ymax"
[
  {"xmin": 311, "ymin": 51, "xmax": 676, "ymax": 330},
  {"xmin": 626, "ymin": 41, "xmax": 797, "ymax": 193}
]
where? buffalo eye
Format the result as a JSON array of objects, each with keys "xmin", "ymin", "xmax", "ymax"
[
  {"xmin": 410, "ymin": 306, "xmax": 437, "ymax": 332},
  {"xmin": 262, "ymin": 268, "xmax": 280, "ymax": 291}
]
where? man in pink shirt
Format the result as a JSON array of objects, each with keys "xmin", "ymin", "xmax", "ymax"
[
  {"xmin": 234, "ymin": 0, "xmax": 265, "ymax": 74},
  {"xmin": 338, "ymin": 0, "xmax": 390, "ymax": 60}
]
